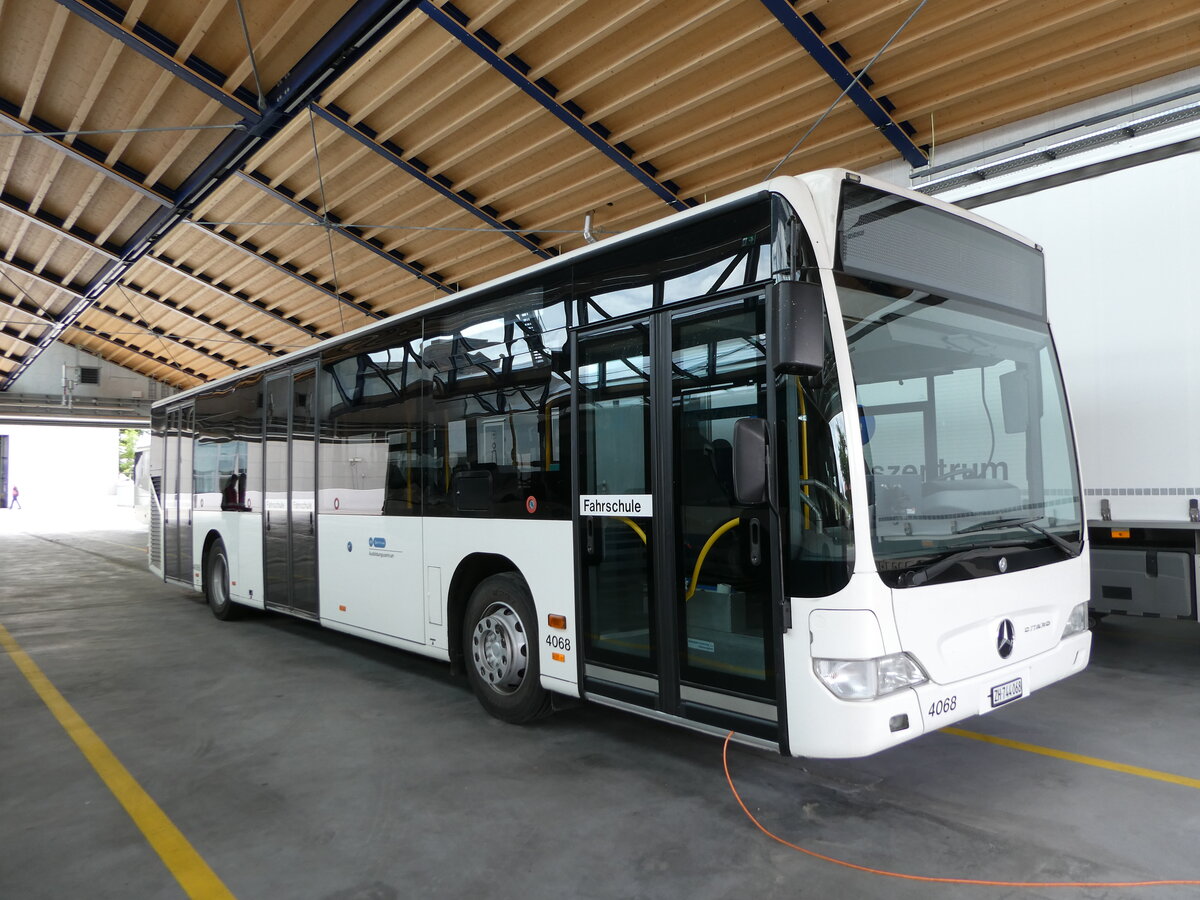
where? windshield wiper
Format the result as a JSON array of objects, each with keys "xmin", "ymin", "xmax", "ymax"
[
  {"xmin": 904, "ymin": 521, "xmax": 1080, "ymax": 586},
  {"xmin": 955, "ymin": 515, "xmax": 1079, "ymax": 557},
  {"xmin": 1014, "ymin": 520, "xmax": 1079, "ymax": 558},
  {"xmin": 902, "ymin": 540, "xmax": 1028, "ymax": 587},
  {"xmin": 955, "ymin": 515, "xmax": 1040, "ymax": 535}
]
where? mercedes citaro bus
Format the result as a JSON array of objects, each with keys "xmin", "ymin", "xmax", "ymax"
[{"xmin": 149, "ymin": 170, "xmax": 1090, "ymax": 758}]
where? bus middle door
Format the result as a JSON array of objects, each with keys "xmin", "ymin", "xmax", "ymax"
[{"xmin": 263, "ymin": 364, "xmax": 319, "ymax": 618}]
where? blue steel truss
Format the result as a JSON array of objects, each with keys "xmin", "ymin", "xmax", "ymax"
[
  {"xmin": 236, "ymin": 171, "xmax": 452, "ymax": 298},
  {"xmin": 758, "ymin": 0, "xmax": 926, "ymax": 169},
  {"xmin": 311, "ymin": 103, "xmax": 554, "ymax": 261},
  {"xmin": 53, "ymin": 0, "xmax": 260, "ymax": 116},
  {"xmin": 4, "ymin": 0, "xmax": 421, "ymax": 390},
  {"xmin": 420, "ymin": 0, "xmax": 693, "ymax": 213}
]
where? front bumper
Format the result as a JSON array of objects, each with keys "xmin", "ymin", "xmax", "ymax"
[{"xmin": 790, "ymin": 630, "xmax": 1091, "ymax": 758}]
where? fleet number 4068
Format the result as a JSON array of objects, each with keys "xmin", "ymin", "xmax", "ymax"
[
  {"xmin": 928, "ymin": 696, "xmax": 957, "ymax": 717},
  {"xmin": 546, "ymin": 635, "xmax": 571, "ymax": 652}
]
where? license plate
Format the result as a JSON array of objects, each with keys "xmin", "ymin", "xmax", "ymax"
[{"xmin": 990, "ymin": 677, "xmax": 1024, "ymax": 708}]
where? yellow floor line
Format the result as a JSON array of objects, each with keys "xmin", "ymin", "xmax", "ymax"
[
  {"xmin": 0, "ymin": 622, "xmax": 237, "ymax": 900},
  {"xmin": 944, "ymin": 726, "xmax": 1200, "ymax": 790}
]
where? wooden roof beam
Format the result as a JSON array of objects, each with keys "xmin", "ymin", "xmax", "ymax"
[
  {"xmin": 537, "ymin": 0, "xmax": 732, "ymax": 104},
  {"xmin": 236, "ymin": 168, "xmax": 453, "ymax": 298},
  {"xmin": 20, "ymin": 5, "xmax": 71, "ymax": 122},
  {"xmin": 0, "ymin": 190, "xmax": 122, "ymax": 261},
  {"xmin": 0, "ymin": 101, "xmax": 179, "ymax": 205},
  {"xmin": 0, "ymin": 323, "xmax": 39, "ymax": 351},
  {"xmin": 64, "ymin": 319, "xmax": 208, "ymax": 383},
  {"xmin": 52, "ymin": 0, "xmax": 261, "ymax": 117},
  {"xmin": 0, "ymin": 253, "xmax": 89, "ymax": 307},
  {"xmin": 178, "ymin": 215, "xmax": 380, "ymax": 324},
  {"xmin": 139, "ymin": 247, "xmax": 331, "ymax": 342},
  {"xmin": 102, "ymin": 280, "xmax": 283, "ymax": 359},
  {"xmin": 81, "ymin": 301, "xmax": 243, "ymax": 372},
  {"xmin": 5, "ymin": 0, "xmax": 423, "ymax": 390},
  {"xmin": 0, "ymin": 243, "xmax": 305, "ymax": 387},
  {"xmin": 0, "ymin": 258, "xmax": 244, "ymax": 371},
  {"xmin": 420, "ymin": 0, "xmax": 693, "ymax": 213},
  {"xmin": 311, "ymin": 103, "xmax": 552, "ymax": 260},
  {"xmin": 0, "ymin": 294, "xmax": 47, "ymax": 369},
  {"xmin": 0, "ymin": 273, "xmax": 205, "ymax": 384},
  {"xmin": 858, "ymin": 0, "xmax": 1170, "ymax": 101},
  {"xmin": 892, "ymin": 7, "xmax": 1200, "ymax": 128},
  {"xmin": 0, "ymin": 292, "xmax": 53, "ymax": 329}
]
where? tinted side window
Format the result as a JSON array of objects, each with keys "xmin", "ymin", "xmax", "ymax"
[
  {"xmin": 193, "ymin": 373, "xmax": 262, "ymax": 512},
  {"xmin": 320, "ymin": 324, "xmax": 426, "ymax": 516},
  {"xmin": 573, "ymin": 196, "xmax": 772, "ymax": 324},
  {"xmin": 423, "ymin": 286, "xmax": 572, "ymax": 519}
]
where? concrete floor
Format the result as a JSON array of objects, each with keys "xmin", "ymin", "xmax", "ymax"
[{"xmin": 2, "ymin": 507, "xmax": 1199, "ymax": 900}]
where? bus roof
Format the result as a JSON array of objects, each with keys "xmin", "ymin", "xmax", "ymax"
[{"xmin": 153, "ymin": 168, "xmax": 1037, "ymax": 408}]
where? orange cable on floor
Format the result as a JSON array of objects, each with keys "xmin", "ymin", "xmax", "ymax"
[{"xmin": 722, "ymin": 732, "xmax": 1200, "ymax": 890}]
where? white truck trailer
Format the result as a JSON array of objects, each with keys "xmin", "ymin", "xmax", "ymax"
[{"xmin": 961, "ymin": 150, "xmax": 1200, "ymax": 623}]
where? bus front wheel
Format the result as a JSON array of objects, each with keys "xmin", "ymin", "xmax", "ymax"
[
  {"xmin": 204, "ymin": 538, "xmax": 241, "ymax": 621},
  {"xmin": 463, "ymin": 573, "xmax": 552, "ymax": 723}
]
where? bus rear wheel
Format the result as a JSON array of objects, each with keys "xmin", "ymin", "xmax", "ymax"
[
  {"xmin": 463, "ymin": 573, "xmax": 551, "ymax": 723},
  {"xmin": 204, "ymin": 538, "xmax": 241, "ymax": 621}
]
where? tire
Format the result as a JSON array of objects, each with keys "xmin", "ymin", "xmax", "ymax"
[
  {"xmin": 463, "ymin": 572, "xmax": 552, "ymax": 723},
  {"xmin": 204, "ymin": 538, "xmax": 242, "ymax": 621}
]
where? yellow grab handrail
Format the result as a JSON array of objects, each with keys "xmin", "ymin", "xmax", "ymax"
[
  {"xmin": 684, "ymin": 517, "xmax": 741, "ymax": 601},
  {"xmin": 615, "ymin": 515, "xmax": 648, "ymax": 544}
]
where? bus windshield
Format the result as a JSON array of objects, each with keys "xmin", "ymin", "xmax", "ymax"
[{"xmin": 841, "ymin": 279, "xmax": 1083, "ymax": 583}]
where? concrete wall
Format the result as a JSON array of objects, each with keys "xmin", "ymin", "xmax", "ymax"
[{"xmin": 9, "ymin": 342, "xmax": 170, "ymax": 406}]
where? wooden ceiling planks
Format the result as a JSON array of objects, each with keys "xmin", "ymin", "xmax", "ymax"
[
  {"xmin": 125, "ymin": 0, "xmax": 356, "ymax": 101},
  {"xmin": 0, "ymin": 0, "xmax": 1196, "ymax": 390},
  {"xmin": 885, "ymin": 1, "xmax": 1200, "ymax": 149},
  {"xmin": 61, "ymin": 320, "xmax": 205, "ymax": 388}
]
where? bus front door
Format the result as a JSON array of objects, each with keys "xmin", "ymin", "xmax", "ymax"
[
  {"xmin": 263, "ymin": 364, "xmax": 319, "ymax": 618},
  {"xmin": 575, "ymin": 296, "xmax": 781, "ymax": 744}
]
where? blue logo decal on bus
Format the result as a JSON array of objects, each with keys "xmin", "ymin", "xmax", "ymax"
[
  {"xmin": 346, "ymin": 541, "xmax": 353, "ymax": 553},
  {"xmin": 369, "ymin": 537, "xmax": 386, "ymax": 549}
]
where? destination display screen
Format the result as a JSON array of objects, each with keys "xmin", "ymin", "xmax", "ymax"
[{"xmin": 836, "ymin": 181, "xmax": 1046, "ymax": 318}]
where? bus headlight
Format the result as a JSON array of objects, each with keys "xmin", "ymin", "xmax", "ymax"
[
  {"xmin": 813, "ymin": 653, "xmax": 927, "ymax": 700},
  {"xmin": 1061, "ymin": 601, "xmax": 1089, "ymax": 638}
]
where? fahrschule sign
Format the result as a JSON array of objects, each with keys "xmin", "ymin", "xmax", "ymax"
[{"xmin": 579, "ymin": 494, "xmax": 654, "ymax": 517}]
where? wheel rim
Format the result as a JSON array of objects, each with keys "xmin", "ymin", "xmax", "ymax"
[
  {"xmin": 470, "ymin": 601, "xmax": 528, "ymax": 695},
  {"xmin": 211, "ymin": 554, "xmax": 229, "ymax": 606}
]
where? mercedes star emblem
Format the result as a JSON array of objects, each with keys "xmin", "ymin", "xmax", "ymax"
[
  {"xmin": 997, "ymin": 619, "xmax": 1015, "ymax": 658},
  {"xmin": 998, "ymin": 556, "xmax": 1008, "ymax": 574}
]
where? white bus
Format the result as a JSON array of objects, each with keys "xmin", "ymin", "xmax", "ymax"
[{"xmin": 148, "ymin": 170, "xmax": 1091, "ymax": 758}]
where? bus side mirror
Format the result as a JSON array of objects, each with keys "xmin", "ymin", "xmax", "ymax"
[
  {"xmin": 771, "ymin": 280, "xmax": 825, "ymax": 376},
  {"xmin": 733, "ymin": 418, "xmax": 769, "ymax": 506}
]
